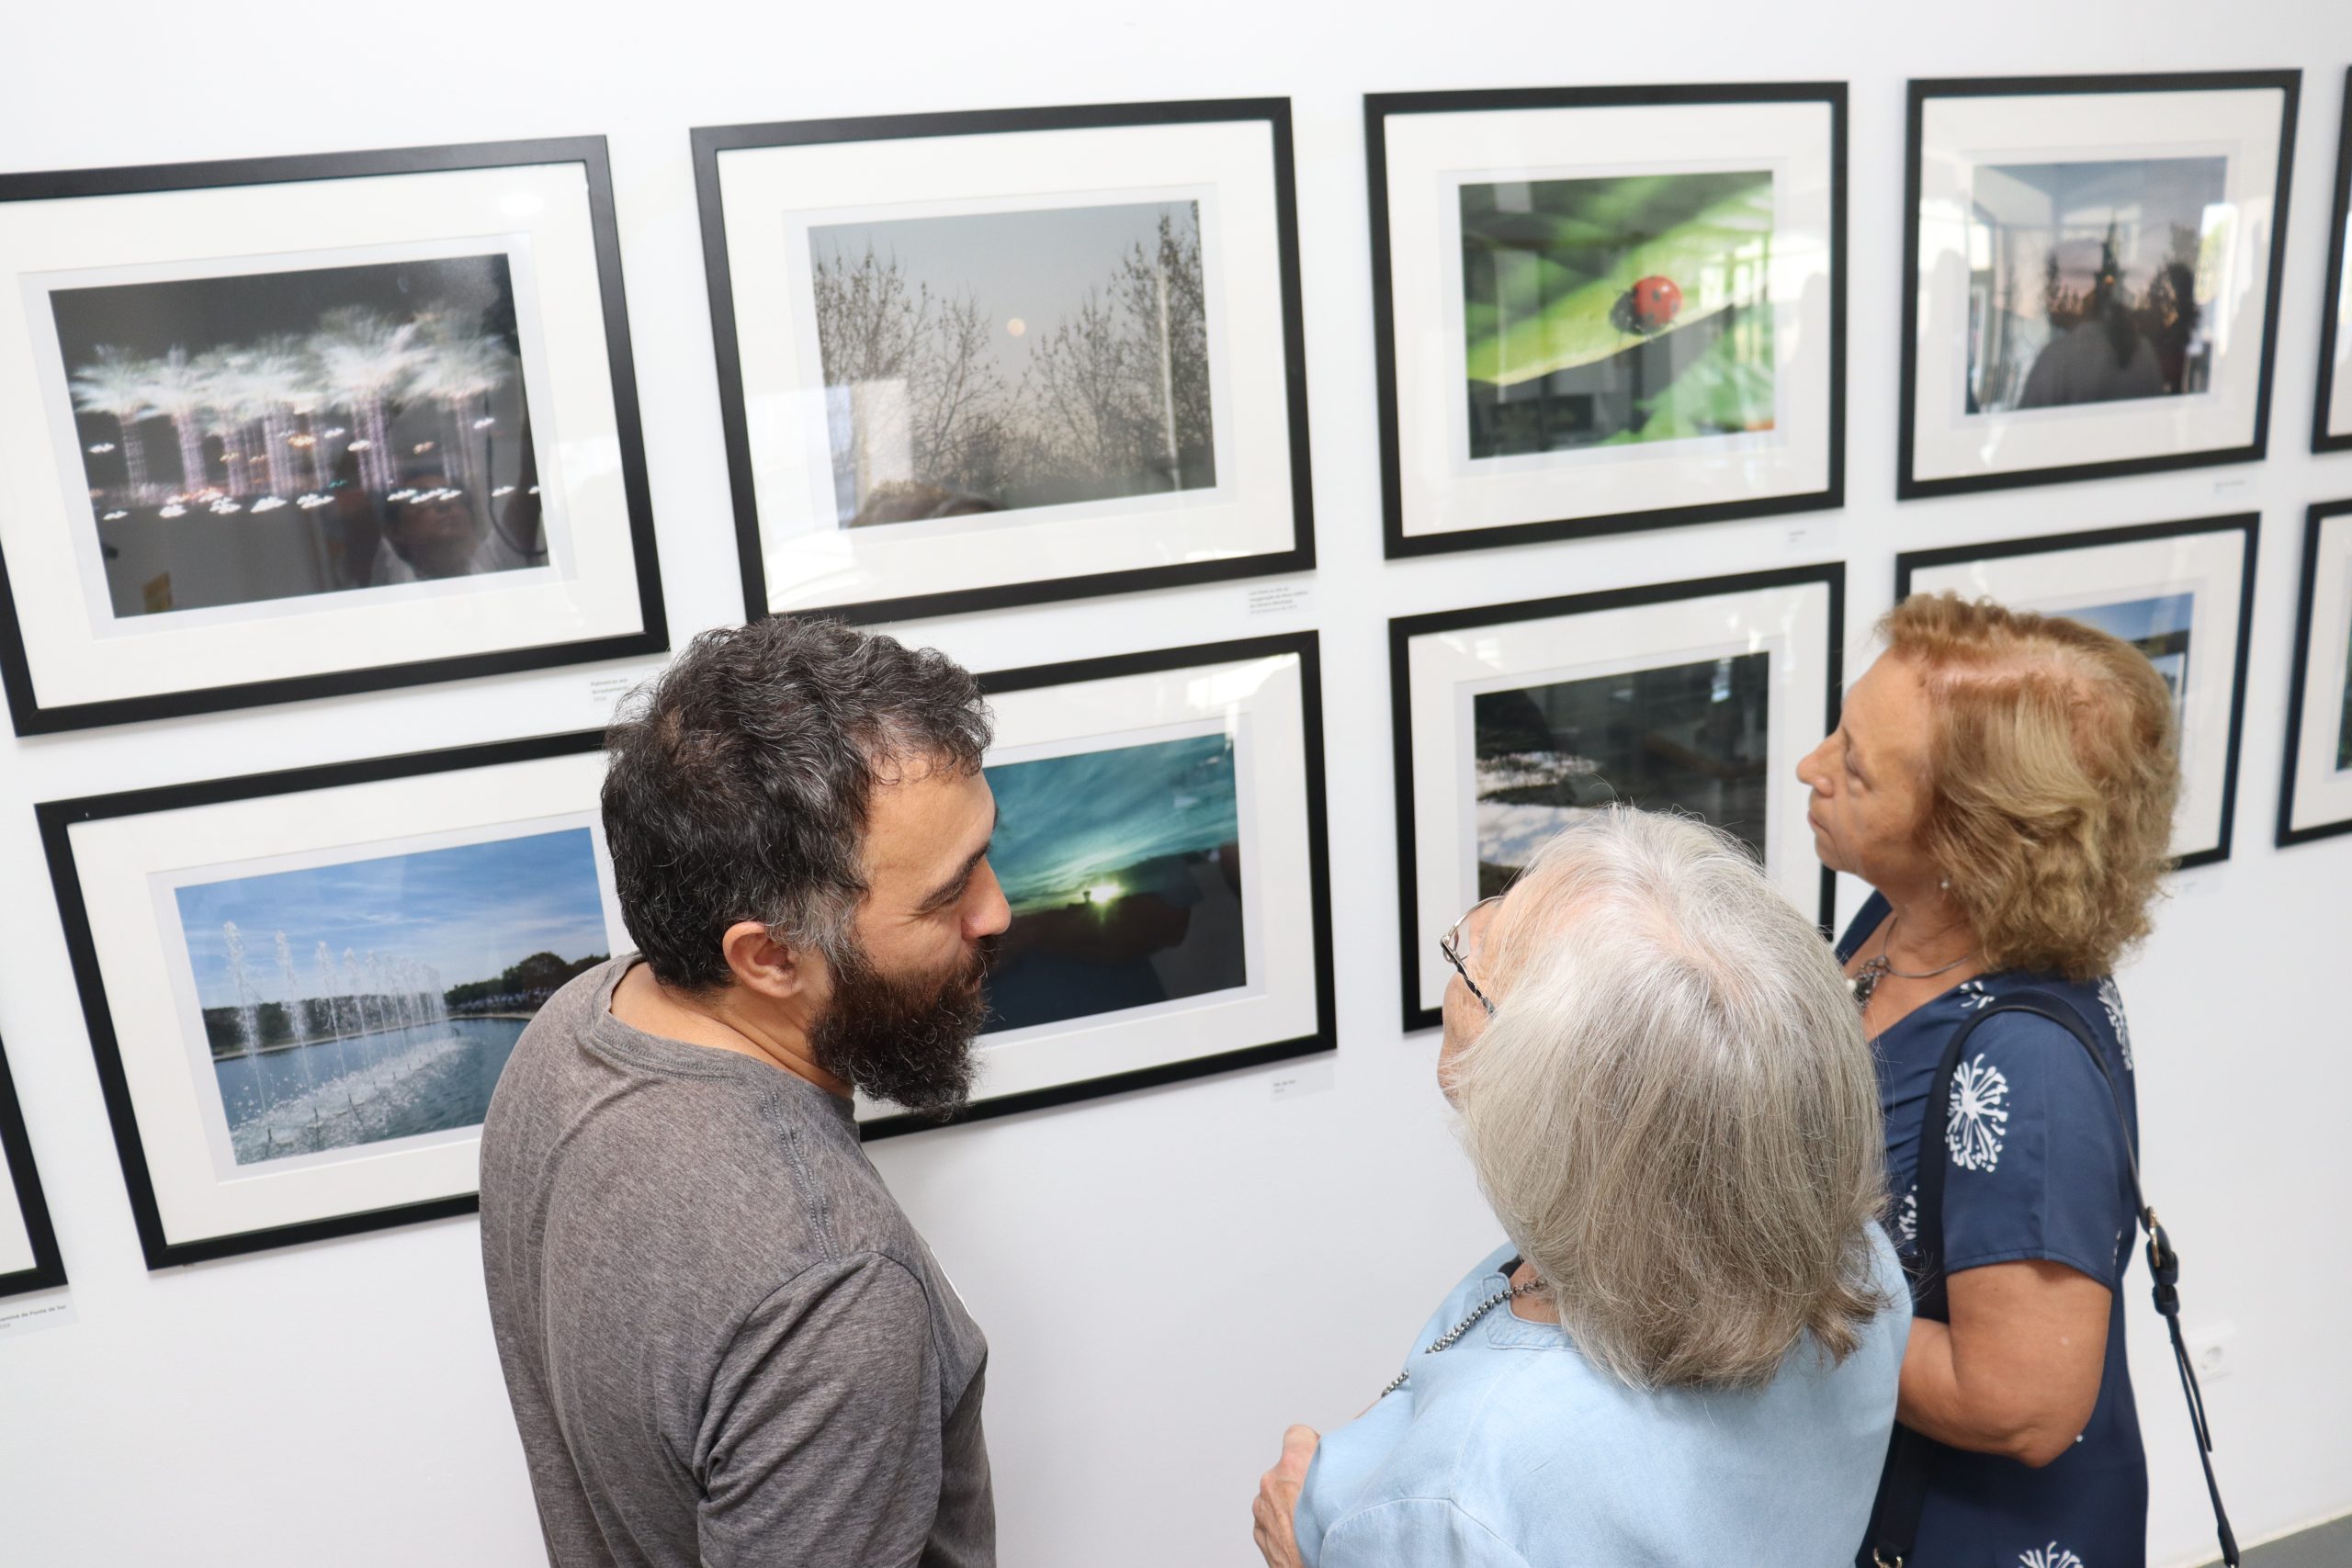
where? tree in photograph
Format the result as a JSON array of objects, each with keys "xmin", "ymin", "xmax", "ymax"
[
  {"xmin": 311, "ymin": 307, "xmax": 422, "ymax": 493},
  {"xmin": 813, "ymin": 244, "xmax": 1014, "ymax": 514},
  {"xmin": 194, "ymin": 348, "xmax": 262, "ymax": 498},
  {"xmin": 240, "ymin": 335, "xmax": 311, "ymax": 497},
  {"xmin": 66, "ymin": 344, "xmax": 155, "ymax": 497},
  {"xmin": 911, "ymin": 291, "xmax": 1012, "ymax": 498},
  {"xmin": 408, "ymin": 311, "xmax": 512, "ymax": 491},
  {"xmin": 1018, "ymin": 204, "xmax": 1213, "ymax": 498},
  {"xmin": 136, "ymin": 346, "xmax": 216, "ymax": 497},
  {"xmin": 1024, "ymin": 289, "xmax": 1148, "ymax": 487},
  {"xmin": 1112, "ymin": 209, "xmax": 1212, "ymax": 485},
  {"xmin": 812, "ymin": 203, "xmax": 1213, "ymax": 515},
  {"xmin": 814, "ymin": 244, "xmax": 933, "ymax": 505}
]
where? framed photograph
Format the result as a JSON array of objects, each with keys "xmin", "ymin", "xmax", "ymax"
[
  {"xmin": 1899, "ymin": 73, "xmax": 2299, "ymax": 498},
  {"xmin": 863, "ymin": 632, "xmax": 1331, "ymax": 1137},
  {"xmin": 0, "ymin": 139, "xmax": 663, "ymax": 734},
  {"xmin": 40, "ymin": 731, "xmax": 626, "ymax": 1267},
  {"xmin": 1368, "ymin": 85, "xmax": 1845, "ymax": 557},
  {"xmin": 0, "ymin": 1036, "xmax": 66, "ymax": 1298},
  {"xmin": 694, "ymin": 100, "xmax": 1314, "ymax": 626},
  {"xmin": 2316, "ymin": 71, "xmax": 2352, "ymax": 453},
  {"xmin": 1896, "ymin": 513, "xmax": 2257, "ymax": 868},
  {"xmin": 2279, "ymin": 501, "xmax": 2352, "ymax": 845},
  {"xmin": 1391, "ymin": 566, "xmax": 1842, "ymax": 1032}
]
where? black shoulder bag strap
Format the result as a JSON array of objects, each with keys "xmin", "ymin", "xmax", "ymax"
[{"xmin": 1861, "ymin": 990, "xmax": 2237, "ymax": 1568}]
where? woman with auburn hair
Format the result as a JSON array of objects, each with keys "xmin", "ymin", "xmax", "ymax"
[
  {"xmin": 1798, "ymin": 592, "xmax": 2180, "ymax": 1568},
  {"xmin": 1250, "ymin": 809, "xmax": 1909, "ymax": 1568}
]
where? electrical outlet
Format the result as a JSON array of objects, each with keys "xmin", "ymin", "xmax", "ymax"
[{"xmin": 2185, "ymin": 1322, "xmax": 2236, "ymax": 1383}]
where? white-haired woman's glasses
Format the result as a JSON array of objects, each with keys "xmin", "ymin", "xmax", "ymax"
[{"xmin": 1440, "ymin": 895, "xmax": 1502, "ymax": 1016}]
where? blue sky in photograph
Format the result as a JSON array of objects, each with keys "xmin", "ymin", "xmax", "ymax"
[
  {"xmin": 175, "ymin": 828, "xmax": 606, "ymax": 1009},
  {"xmin": 984, "ymin": 734, "xmax": 1238, "ymax": 914},
  {"xmin": 809, "ymin": 200, "xmax": 1197, "ymax": 387},
  {"xmin": 2064, "ymin": 592, "xmax": 2193, "ymax": 644}
]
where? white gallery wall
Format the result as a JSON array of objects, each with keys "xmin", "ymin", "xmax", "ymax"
[{"xmin": 1, "ymin": 2, "xmax": 2347, "ymax": 1563}]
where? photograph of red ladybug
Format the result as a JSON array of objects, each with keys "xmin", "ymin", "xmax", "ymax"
[
  {"xmin": 1462, "ymin": 169, "xmax": 1777, "ymax": 457},
  {"xmin": 1612, "ymin": 275, "xmax": 1684, "ymax": 334}
]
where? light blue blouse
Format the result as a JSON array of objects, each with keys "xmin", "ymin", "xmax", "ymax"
[{"xmin": 1293, "ymin": 1234, "xmax": 1911, "ymax": 1568}]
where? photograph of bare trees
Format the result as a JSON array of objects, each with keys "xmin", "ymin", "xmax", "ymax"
[
  {"xmin": 50, "ymin": 253, "xmax": 544, "ymax": 619},
  {"xmin": 808, "ymin": 200, "xmax": 1215, "ymax": 528}
]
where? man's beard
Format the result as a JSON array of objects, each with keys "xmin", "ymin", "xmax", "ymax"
[{"xmin": 808, "ymin": 935, "xmax": 996, "ymax": 1118}]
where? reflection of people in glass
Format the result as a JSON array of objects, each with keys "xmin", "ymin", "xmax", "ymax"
[
  {"xmin": 850, "ymin": 479, "xmax": 1002, "ymax": 528},
  {"xmin": 2015, "ymin": 231, "xmax": 2170, "ymax": 408},
  {"xmin": 372, "ymin": 435, "xmax": 546, "ymax": 583}
]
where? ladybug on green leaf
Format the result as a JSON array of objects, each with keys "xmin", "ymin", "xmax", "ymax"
[{"xmin": 1611, "ymin": 275, "xmax": 1684, "ymax": 335}]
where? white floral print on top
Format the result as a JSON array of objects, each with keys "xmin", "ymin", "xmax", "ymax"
[
  {"xmin": 1957, "ymin": 978, "xmax": 1996, "ymax": 1010},
  {"xmin": 2020, "ymin": 1543, "xmax": 2086, "ymax": 1568},
  {"xmin": 1895, "ymin": 1183, "xmax": 1919, "ymax": 1247},
  {"xmin": 2097, "ymin": 978, "xmax": 2134, "ymax": 1071},
  {"xmin": 1946, "ymin": 1054, "xmax": 2010, "ymax": 1172}
]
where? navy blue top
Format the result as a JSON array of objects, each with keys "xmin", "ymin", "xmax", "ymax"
[{"xmin": 1839, "ymin": 893, "xmax": 2147, "ymax": 1568}]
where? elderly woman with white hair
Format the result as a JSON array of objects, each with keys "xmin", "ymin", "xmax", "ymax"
[{"xmin": 1251, "ymin": 808, "xmax": 1910, "ymax": 1568}]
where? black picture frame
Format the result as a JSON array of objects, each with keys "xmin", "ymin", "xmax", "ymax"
[
  {"xmin": 2316, "ymin": 70, "xmax": 2352, "ymax": 455},
  {"xmin": 39, "ymin": 728, "xmax": 607, "ymax": 1269},
  {"xmin": 694, "ymin": 100, "xmax": 1317, "ymax": 626},
  {"xmin": 1366, "ymin": 83, "xmax": 1849, "ymax": 558},
  {"xmin": 2278, "ymin": 500, "xmax": 2352, "ymax": 847},
  {"xmin": 0, "ymin": 1036, "xmax": 67, "ymax": 1298},
  {"xmin": 1895, "ymin": 513, "xmax": 2259, "ymax": 869},
  {"xmin": 863, "ymin": 630, "xmax": 1334, "ymax": 1138},
  {"xmin": 0, "ymin": 139, "xmax": 666, "ymax": 735},
  {"xmin": 1897, "ymin": 72, "xmax": 2301, "ymax": 500},
  {"xmin": 1389, "ymin": 564, "xmax": 1845, "ymax": 1034}
]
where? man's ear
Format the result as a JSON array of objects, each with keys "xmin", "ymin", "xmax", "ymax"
[{"xmin": 719, "ymin": 920, "xmax": 816, "ymax": 1002}]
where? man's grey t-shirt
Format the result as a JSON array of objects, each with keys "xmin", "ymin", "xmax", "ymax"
[{"xmin": 479, "ymin": 957, "xmax": 992, "ymax": 1567}]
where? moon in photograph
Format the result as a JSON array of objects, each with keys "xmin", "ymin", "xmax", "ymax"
[{"xmin": 1005, "ymin": 317, "xmax": 1026, "ymax": 337}]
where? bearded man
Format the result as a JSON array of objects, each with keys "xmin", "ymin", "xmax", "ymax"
[{"xmin": 479, "ymin": 617, "xmax": 1006, "ymax": 1568}]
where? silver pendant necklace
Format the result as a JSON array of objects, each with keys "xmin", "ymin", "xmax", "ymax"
[
  {"xmin": 1849, "ymin": 914, "xmax": 1975, "ymax": 1014},
  {"xmin": 1378, "ymin": 1273, "xmax": 1545, "ymax": 1398}
]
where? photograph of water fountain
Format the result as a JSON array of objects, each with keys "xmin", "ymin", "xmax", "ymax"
[
  {"xmin": 979, "ymin": 732, "xmax": 1246, "ymax": 1035},
  {"xmin": 50, "ymin": 251, "xmax": 545, "ymax": 619},
  {"xmin": 171, "ymin": 827, "xmax": 606, "ymax": 1166},
  {"xmin": 810, "ymin": 200, "xmax": 1215, "ymax": 528},
  {"xmin": 1473, "ymin": 651, "xmax": 1771, "ymax": 897}
]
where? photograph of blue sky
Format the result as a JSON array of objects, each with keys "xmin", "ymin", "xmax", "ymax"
[
  {"xmin": 2062, "ymin": 592, "xmax": 2192, "ymax": 708},
  {"xmin": 808, "ymin": 197, "xmax": 1215, "ymax": 525},
  {"xmin": 984, "ymin": 734, "xmax": 1239, "ymax": 915},
  {"xmin": 812, "ymin": 202, "xmax": 1193, "ymax": 390},
  {"xmin": 2064, "ymin": 592, "xmax": 2193, "ymax": 645},
  {"xmin": 175, "ymin": 828, "xmax": 606, "ymax": 1010}
]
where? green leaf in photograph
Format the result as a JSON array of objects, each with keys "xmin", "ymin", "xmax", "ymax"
[
  {"xmin": 1600, "ymin": 303, "xmax": 1778, "ymax": 445},
  {"xmin": 1463, "ymin": 171, "xmax": 1774, "ymax": 387}
]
